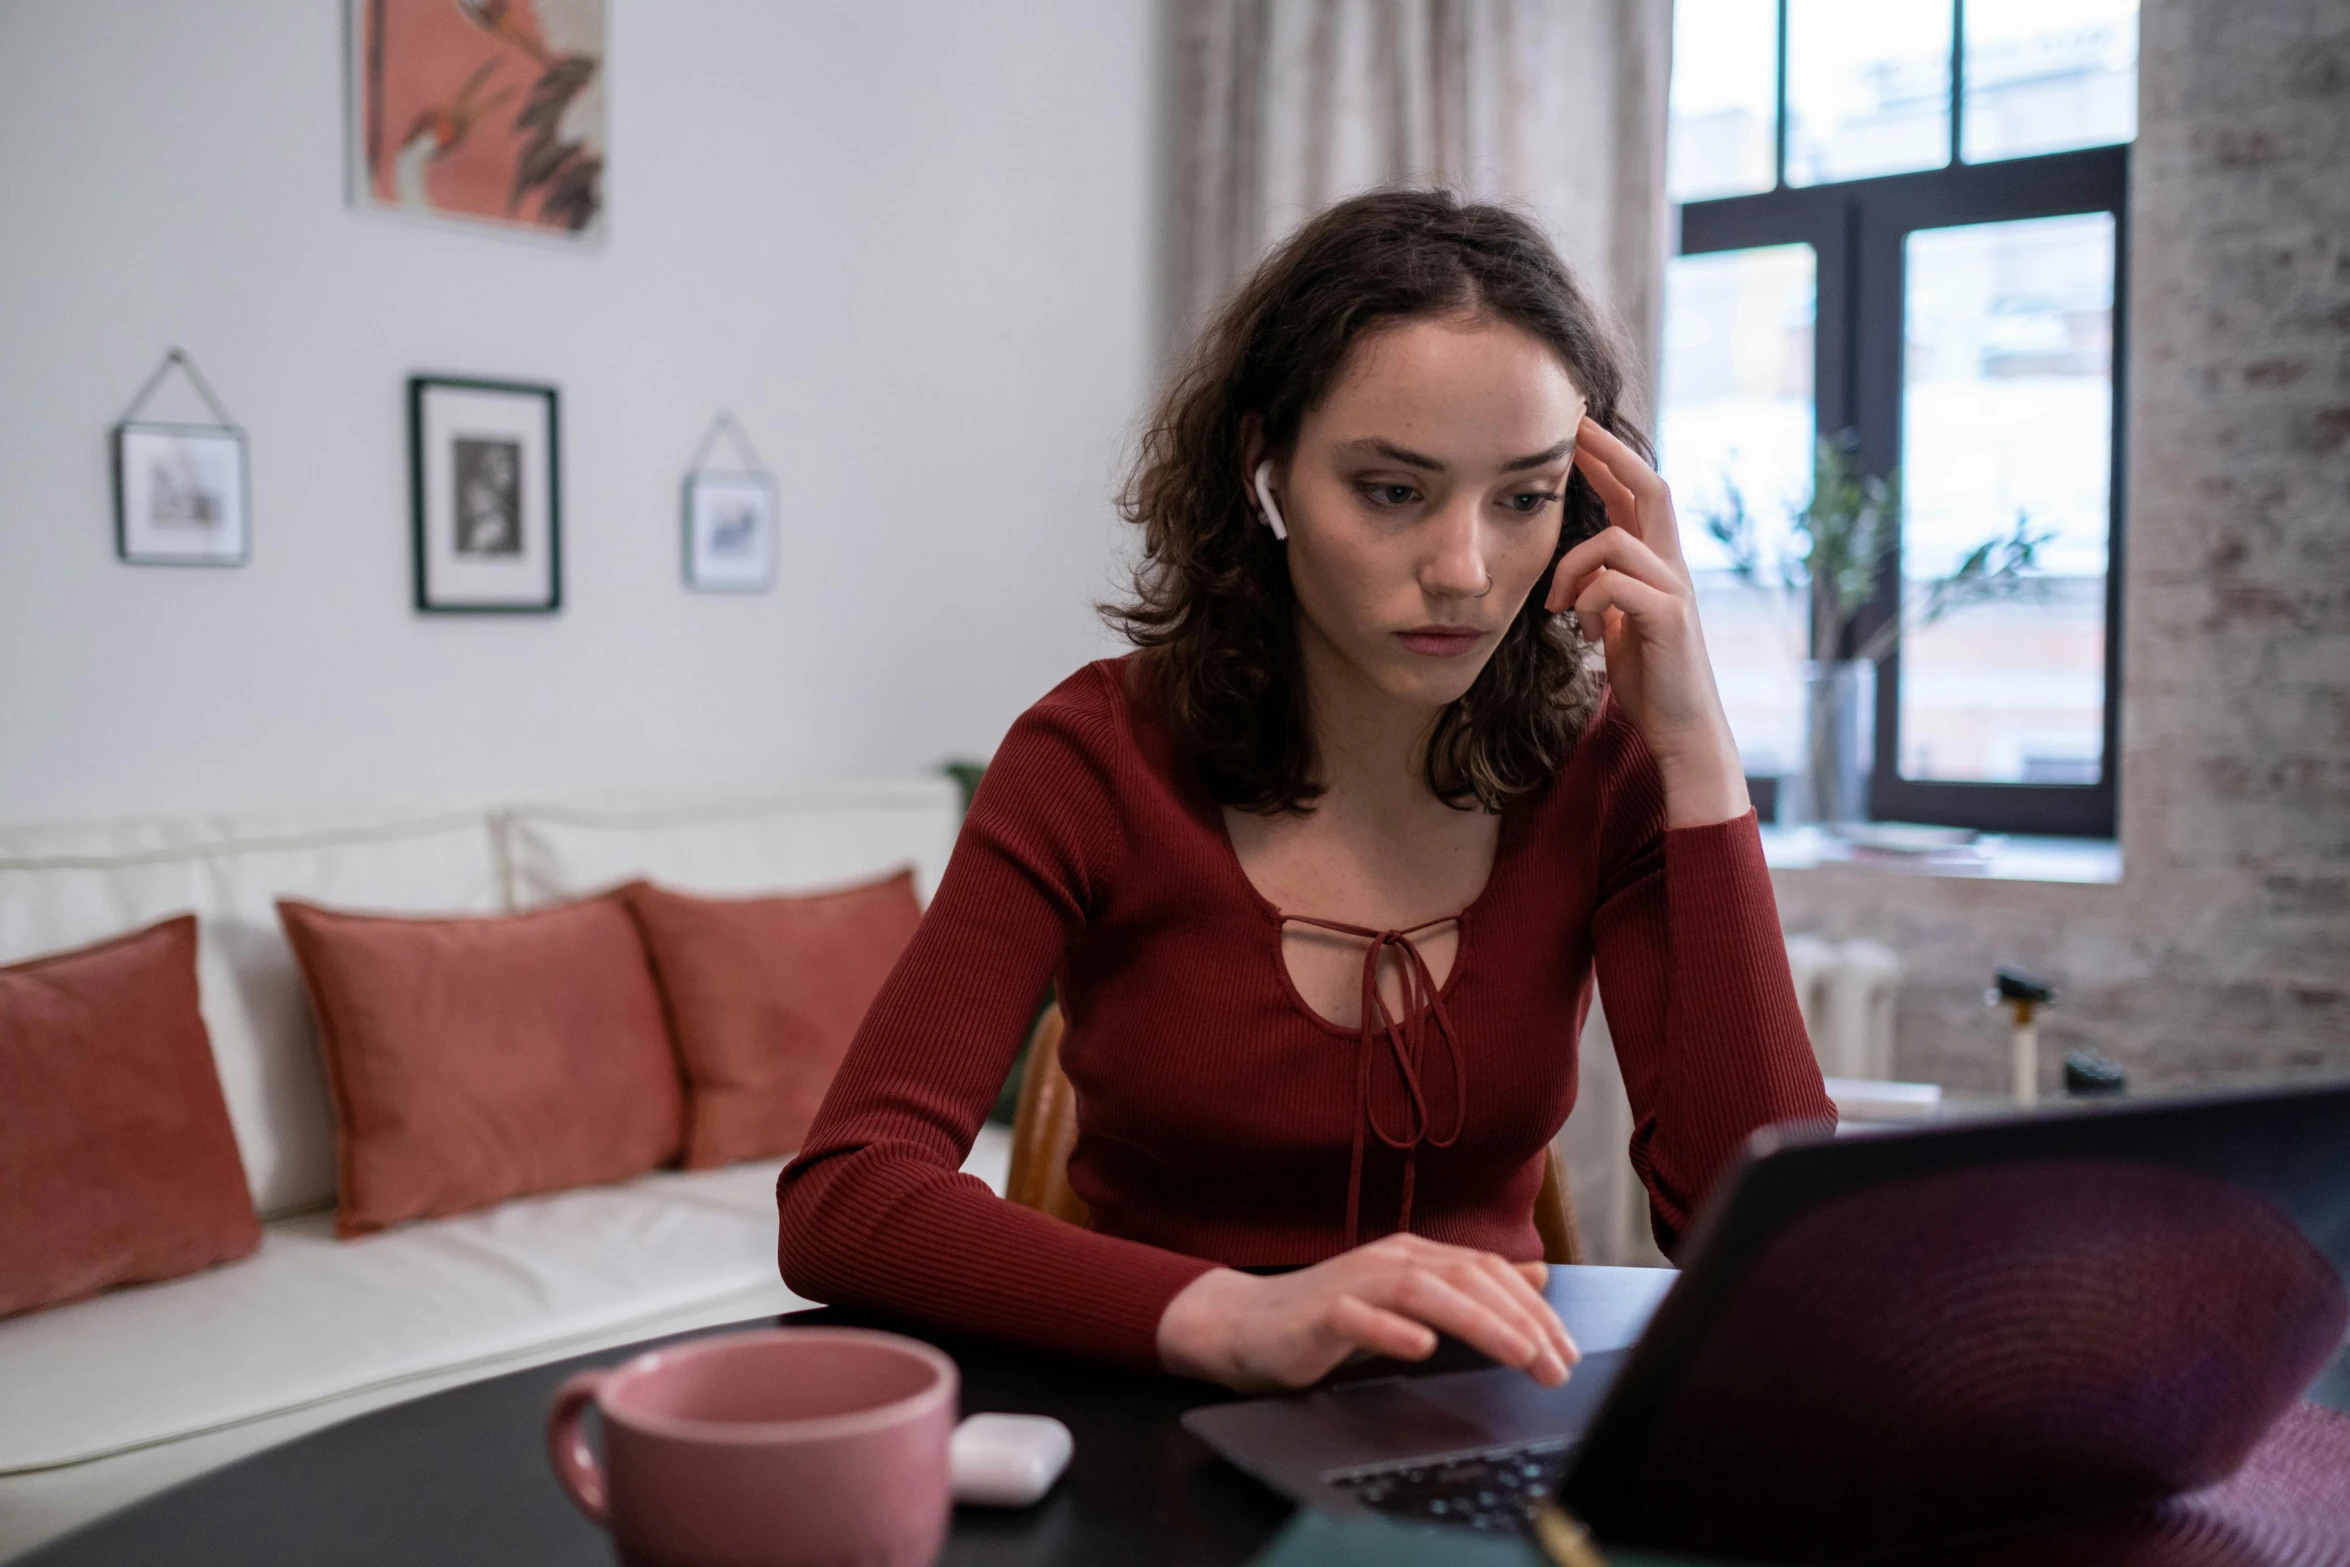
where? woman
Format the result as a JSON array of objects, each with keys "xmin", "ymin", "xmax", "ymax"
[{"xmin": 777, "ymin": 190, "xmax": 1832, "ymax": 1393}]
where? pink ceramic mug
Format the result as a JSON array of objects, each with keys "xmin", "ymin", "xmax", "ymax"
[{"xmin": 546, "ymin": 1327, "xmax": 959, "ymax": 1567}]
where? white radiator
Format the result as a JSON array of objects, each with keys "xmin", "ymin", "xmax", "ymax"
[{"xmin": 1782, "ymin": 934, "xmax": 1902, "ymax": 1082}]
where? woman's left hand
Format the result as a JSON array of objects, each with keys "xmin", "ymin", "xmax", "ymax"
[{"xmin": 1545, "ymin": 416, "xmax": 1751, "ymax": 829}]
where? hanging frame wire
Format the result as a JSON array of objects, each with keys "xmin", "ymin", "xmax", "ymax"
[
  {"xmin": 119, "ymin": 346, "xmax": 241, "ymax": 430},
  {"xmin": 684, "ymin": 410, "xmax": 768, "ymax": 476}
]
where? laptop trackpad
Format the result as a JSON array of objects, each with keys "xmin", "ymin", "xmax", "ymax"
[
  {"xmin": 1180, "ymin": 1348, "xmax": 1633, "ymax": 1488},
  {"xmin": 1294, "ymin": 1347, "xmax": 1628, "ymax": 1469},
  {"xmin": 1405, "ymin": 1347, "xmax": 1625, "ymax": 1448},
  {"xmin": 1291, "ymin": 1382, "xmax": 1502, "ymax": 1468}
]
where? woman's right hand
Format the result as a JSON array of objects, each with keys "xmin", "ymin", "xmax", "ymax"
[{"xmin": 1154, "ymin": 1234, "xmax": 1579, "ymax": 1393}]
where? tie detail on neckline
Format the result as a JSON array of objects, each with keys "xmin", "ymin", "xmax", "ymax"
[{"xmin": 1280, "ymin": 912, "xmax": 1469, "ymax": 1247}]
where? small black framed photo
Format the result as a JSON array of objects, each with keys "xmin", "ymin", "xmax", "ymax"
[
  {"xmin": 114, "ymin": 422, "xmax": 250, "ymax": 566},
  {"xmin": 682, "ymin": 471, "xmax": 778, "ymax": 593},
  {"xmin": 409, "ymin": 376, "xmax": 561, "ymax": 613}
]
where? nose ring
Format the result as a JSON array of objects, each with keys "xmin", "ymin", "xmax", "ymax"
[{"xmin": 1475, "ymin": 571, "xmax": 1494, "ymax": 598}]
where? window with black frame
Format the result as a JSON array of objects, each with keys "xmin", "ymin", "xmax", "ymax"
[{"xmin": 1661, "ymin": 0, "xmax": 2135, "ymax": 838}]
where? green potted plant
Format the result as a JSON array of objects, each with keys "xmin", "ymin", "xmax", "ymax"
[{"xmin": 1699, "ymin": 430, "xmax": 2049, "ymax": 827}]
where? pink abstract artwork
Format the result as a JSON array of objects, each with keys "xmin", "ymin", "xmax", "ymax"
[{"xmin": 351, "ymin": 0, "xmax": 605, "ymax": 240}]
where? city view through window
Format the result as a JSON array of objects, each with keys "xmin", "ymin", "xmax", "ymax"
[{"xmin": 1661, "ymin": 0, "xmax": 2134, "ymax": 803}]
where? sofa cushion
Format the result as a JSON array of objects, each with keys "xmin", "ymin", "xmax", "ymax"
[
  {"xmin": 0, "ymin": 1124, "xmax": 1013, "ymax": 1478},
  {"xmin": 279, "ymin": 893, "xmax": 685, "ymax": 1237},
  {"xmin": 0, "ymin": 810, "xmax": 507, "ymax": 1217},
  {"xmin": 502, "ymin": 780, "xmax": 962, "ymax": 909},
  {"xmin": 0, "ymin": 917, "xmax": 260, "ymax": 1318},
  {"xmin": 624, "ymin": 871, "xmax": 925, "ymax": 1168}
]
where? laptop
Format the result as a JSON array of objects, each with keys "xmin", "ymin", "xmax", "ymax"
[{"xmin": 1185, "ymin": 1078, "xmax": 2350, "ymax": 1556}]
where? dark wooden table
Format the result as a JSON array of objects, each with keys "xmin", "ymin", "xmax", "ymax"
[{"xmin": 21, "ymin": 1267, "xmax": 1679, "ymax": 1567}]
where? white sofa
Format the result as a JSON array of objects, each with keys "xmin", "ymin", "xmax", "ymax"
[{"xmin": 0, "ymin": 782, "xmax": 1010, "ymax": 1561}]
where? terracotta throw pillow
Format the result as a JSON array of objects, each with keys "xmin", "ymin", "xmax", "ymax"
[
  {"xmin": 623, "ymin": 871, "xmax": 923, "ymax": 1168},
  {"xmin": 278, "ymin": 893, "xmax": 685, "ymax": 1237},
  {"xmin": 0, "ymin": 916, "xmax": 260, "ymax": 1318}
]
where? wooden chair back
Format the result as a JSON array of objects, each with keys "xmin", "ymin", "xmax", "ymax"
[
  {"xmin": 1004, "ymin": 1000, "xmax": 1090, "ymax": 1226},
  {"xmin": 1004, "ymin": 1002, "xmax": 1584, "ymax": 1264}
]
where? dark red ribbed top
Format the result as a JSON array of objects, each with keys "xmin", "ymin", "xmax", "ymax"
[{"xmin": 776, "ymin": 656, "xmax": 1834, "ymax": 1370}]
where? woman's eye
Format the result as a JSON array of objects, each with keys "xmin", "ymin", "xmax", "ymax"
[
  {"xmin": 1505, "ymin": 490, "xmax": 1560, "ymax": 514},
  {"xmin": 1362, "ymin": 483, "xmax": 1420, "ymax": 507}
]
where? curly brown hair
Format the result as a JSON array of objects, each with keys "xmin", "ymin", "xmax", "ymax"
[{"xmin": 1105, "ymin": 188, "xmax": 1651, "ymax": 816}]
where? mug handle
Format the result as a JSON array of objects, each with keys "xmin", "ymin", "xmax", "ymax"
[{"xmin": 546, "ymin": 1370, "xmax": 612, "ymax": 1524}]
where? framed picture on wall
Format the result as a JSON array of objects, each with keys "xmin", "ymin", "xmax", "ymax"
[
  {"xmin": 409, "ymin": 376, "xmax": 560, "ymax": 613},
  {"xmin": 346, "ymin": 0, "xmax": 607, "ymax": 243},
  {"xmin": 682, "ymin": 471, "xmax": 778, "ymax": 593},
  {"xmin": 113, "ymin": 422, "xmax": 250, "ymax": 566}
]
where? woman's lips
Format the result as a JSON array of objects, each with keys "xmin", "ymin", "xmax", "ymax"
[{"xmin": 1395, "ymin": 626, "xmax": 1485, "ymax": 657}]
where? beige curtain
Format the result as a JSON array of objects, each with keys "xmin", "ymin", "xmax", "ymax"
[{"xmin": 1164, "ymin": 0, "xmax": 1675, "ymax": 421}]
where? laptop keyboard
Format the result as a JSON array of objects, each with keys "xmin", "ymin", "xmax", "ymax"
[{"xmin": 1326, "ymin": 1438, "xmax": 1575, "ymax": 1533}]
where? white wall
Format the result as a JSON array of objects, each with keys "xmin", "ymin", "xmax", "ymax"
[{"xmin": 0, "ymin": 0, "xmax": 1155, "ymax": 821}]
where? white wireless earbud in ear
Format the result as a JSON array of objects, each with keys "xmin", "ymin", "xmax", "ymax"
[{"xmin": 1253, "ymin": 460, "xmax": 1288, "ymax": 540}]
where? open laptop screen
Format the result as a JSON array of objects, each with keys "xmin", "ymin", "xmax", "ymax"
[{"xmin": 1556, "ymin": 1079, "xmax": 2350, "ymax": 1559}]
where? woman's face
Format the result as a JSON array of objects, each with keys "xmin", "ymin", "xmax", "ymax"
[{"xmin": 1266, "ymin": 313, "xmax": 1588, "ymax": 713}]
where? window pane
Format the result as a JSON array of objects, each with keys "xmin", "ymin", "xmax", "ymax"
[
  {"xmin": 1660, "ymin": 244, "xmax": 1817, "ymax": 784},
  {"xmin": 1898, "ymin": 212, "xmax": 2114, "ymax": 785},
  {"xmin": 1962, "ymin": 0, "xmax": 2137, "ymax": 162},
  {"xmin": 1785, "ymin": 0, "xmax": 1953, "ymax": 187},
  {"xmin": 1668, "ymin": 0, "xmax": 1780, "ymax": 202}
]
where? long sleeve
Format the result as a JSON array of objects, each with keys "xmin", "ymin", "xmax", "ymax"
[
  {"xmin": 1586, "ymin": 710, "xmax": 1836, "ymax": 1254},
  {"xmin": 775, "ymin": 670, "xmax": 1217, "ymax": 1370}
]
